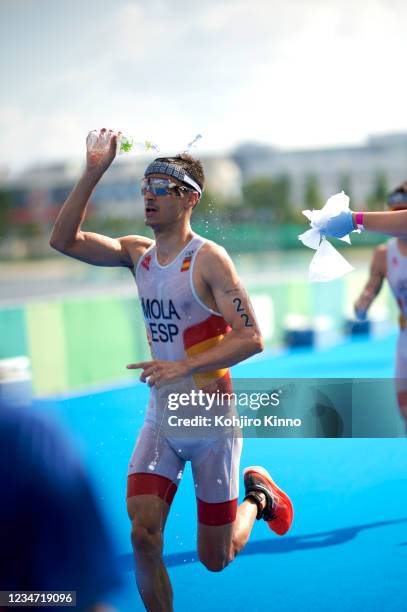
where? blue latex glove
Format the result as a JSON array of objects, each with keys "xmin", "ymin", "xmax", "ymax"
[{"xmin": 319, "ymin": 210, "xmax": 355, "ymax": 238}]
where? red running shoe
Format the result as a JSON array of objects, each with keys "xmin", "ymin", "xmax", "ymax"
[{"xmin": 243, "ymin": 465, "xmax": 294, "ymax": 535}]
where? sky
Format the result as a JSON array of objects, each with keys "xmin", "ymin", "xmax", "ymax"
[{"xmin": 1, "ymin": 0, "xmax": 407, "ymax": 175}]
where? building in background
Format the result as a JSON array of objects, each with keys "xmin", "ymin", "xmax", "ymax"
[
  {"xmin": 233, "ymin": 132, "xmax": 407, "ymax": 208},
  {"xmin": 1, "ymin": 155, "xmax": 242, "ymax": 230},
  {"xmin": 2, "ymin": 131, "xmax": 407, "ymax": 240}
]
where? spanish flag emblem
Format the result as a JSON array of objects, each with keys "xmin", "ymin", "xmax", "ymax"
[
  {"xmin": 180, "ymin": 255, "xmax": 192, "ymax": 272},
  {"xmin": 183, "ymin": 315, "xmax": 232, "ymax": 392}
]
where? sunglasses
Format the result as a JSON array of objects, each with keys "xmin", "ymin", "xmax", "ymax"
[{"xmin": 141, "ymin": 177, "xmax": 192, "ymax": 197}]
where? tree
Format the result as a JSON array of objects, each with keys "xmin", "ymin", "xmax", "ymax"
[
  {"xmin": 367, "ymin": 171, "xmax": 388, "ymax": 210},
  {"xmin": 242, "ymin": 174, "xmax": 293, "ymax": 222},
  {"xmin": 338, "ymin": 172, "xmax": 352, "ymax": 201},
  {"xmin": 0, "ymin": 190, "xmax": 11, "ymax": 238},
  {"xmin": 193, "ymin": 187, "xmax": 239, "ymax": 223},
  {"xmin": 304, "ymin": 174, "xmax": 323, "ymax": 209}
]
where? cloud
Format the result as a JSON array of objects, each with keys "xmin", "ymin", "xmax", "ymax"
[{"xmin": 1, "ymin": 0, "xmax": 407, "ymax": 173}]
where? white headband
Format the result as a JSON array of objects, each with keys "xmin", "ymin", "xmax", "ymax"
[{"xmin": 144, "ymin": 161, "xmax": 203, "ymax": 195}]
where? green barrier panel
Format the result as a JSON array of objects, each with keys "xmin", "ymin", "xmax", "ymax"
[
  {"xmin": 285, "ymin": 279, "xmax": 311, "ymax": 317},
  {"xmin": 345, "ymin": 270, "xmax": 364, "ymax": 313},
  {"xmin": 311, "ymin": 278, "xmax": 344, "ymax": 323},
  {"xmin": 249, "ymin": 282, "xmax": 292, "ymax": 347},
  {"xmin": 2, "ymin": 268, "xmax": 401, "ymax": 398},
  {"xmin": 0, "ymin": 306, "xmax": 28, "ymax": 359},
  {"xmin": 63, "ymin": 296, "xmax": 141, "ymax": 389},
  {"xmin": 121, "ymin": 297, "xmax": 151, "ymax": 362},
  {"xmin": 25, "ymin": 301, "xmax": 67, "ymax": 396},
  {"xmin": 192, "ymin": 222, "xmax": 389, "ymax": 253},
  {"xmin": 268, "ymin": 283, "xmax": 288, "ymax": 346}
]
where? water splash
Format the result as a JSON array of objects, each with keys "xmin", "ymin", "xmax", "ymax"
[
  {"xmin": 185, "ymin": 133, "xmax": 202, "ymax": 152},
  {"xmin": 118, "ymin": 135, "xmax": 160, "ymax": 155}
]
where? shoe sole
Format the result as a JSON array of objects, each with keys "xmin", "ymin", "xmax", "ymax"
[{"xmin": 243, "ymin": 465, "xmax": 294, "ymax": 535}]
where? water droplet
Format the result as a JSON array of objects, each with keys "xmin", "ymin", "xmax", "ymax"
[
  {"xmin": 148, "ymin": 463, "xmax": 156, "ymax": 471},
  {"xmin": 185, "ymin": 134, "xmax": 202, "ymax": 151},
  {"xmin": 217, "ymin": 478, "xmax": 222, "ymax": 484}
]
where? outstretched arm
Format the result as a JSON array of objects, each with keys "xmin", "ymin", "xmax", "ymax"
[
  {"xmin": 354, "ymin": 245, "xmax": 386, "ymax": 320},
  {"xmin": 50, "ymin": 129, "xmax": 152, "ymax": 267},
  {"xmin": 355, "ymin": 210, "xmax": 407, "ymax": 236},
  {"xmin": 320, "ymin": 209, "xmax": 407, "ymax": 239}
]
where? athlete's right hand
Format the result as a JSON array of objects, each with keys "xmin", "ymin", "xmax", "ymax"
[
  {"xmin": 354, "ymin": 307, "xmax": 367, "ymax": 321},
  {"xmin": 86, "ymin": 128, "xmax": 119, "ymax": 174}
]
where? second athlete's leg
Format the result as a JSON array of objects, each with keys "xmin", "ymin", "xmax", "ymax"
[{"xmin": 395, "ymin": 336, "xmax": 407, "ymax": 431}]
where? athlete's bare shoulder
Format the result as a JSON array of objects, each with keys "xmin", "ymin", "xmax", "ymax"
[
  {"xmin": 195, "ymin": 238, "xmax": 234, "ymax": 269},
  {"xmin": 120, "ymin": 235, "xmax": 154, "ymax": 267},
  {"xmin": 194, "ymin": 238, "xmax": 241, "ymax": 295}
]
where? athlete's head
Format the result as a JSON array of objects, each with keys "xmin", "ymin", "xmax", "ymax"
[
  {"xmin": 388, "ymin": 182, "xmax": 407, "ymax": 211},
  {"xmin": 142, "ymin": 154, "xmax": 205, "ymax": 230}
]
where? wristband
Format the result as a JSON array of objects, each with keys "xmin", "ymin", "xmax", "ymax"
[{"xmin": 355, "ymin": 212, "xmax": 364, "ymax": 231}]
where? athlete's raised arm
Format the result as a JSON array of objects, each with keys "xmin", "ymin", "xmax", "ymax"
[
  {"xmin": 354, "ymin": 244, "xmax": 386, "ymax": 320},
  {"xmin": 50, "ymin": 129, "xmax": 153, "ymax": 267}
]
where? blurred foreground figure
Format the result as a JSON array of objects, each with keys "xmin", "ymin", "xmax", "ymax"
[
  {"xmin": 353, "ymin": 182, "xmax": 407, "ymax": 429},
  {"xmin": 0, "ymin": 405, "xmax": 120, "ymax": 611}
]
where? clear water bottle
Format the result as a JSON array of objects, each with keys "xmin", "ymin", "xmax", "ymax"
[{"xmin": 86, "ymin": 130, "xmax": 159, "ymax": 157}]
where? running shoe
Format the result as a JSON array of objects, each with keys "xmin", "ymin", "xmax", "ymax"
[{"xmin": 243, "ymin": 465, "xmax": 293, "ymax": 535}]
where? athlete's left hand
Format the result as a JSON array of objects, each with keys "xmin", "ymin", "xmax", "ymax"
[{"xmin": 126, "ymin": 359, "xmax": 189, "ymax": 388}]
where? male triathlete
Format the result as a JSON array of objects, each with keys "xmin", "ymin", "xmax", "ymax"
[{"xmin": 50, "ymin": 129, "xmax": 294, "ymax": 612}]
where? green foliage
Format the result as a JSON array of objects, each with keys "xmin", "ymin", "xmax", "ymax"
[
  {"xmin": 338, "ymin": 172, "xmax": 352, "ymax": 201},
  {"xmin": 16, "ymin": 222, "xmax": 44, "ymax": 238},
  {"xmin": 367, "ymin": 171, "xmax": 388, "ymax": 210},
  {"xmin": 193, "ymin": 188, "xmax": 239, "ymax": 223},
  {"xmin": 0, "ymin": 190, "xmax": 11, "ymax": 237},
  {"xmin": 304, "ymin": 174, "xmax": 323, "ymax": 209},
  {"xmin": 242, "ymin": 174, "xmax": 294, "ymax": 222},
  {"xmin": 87, "ymin": 216, "xmax": 153, "ymax": 239}
]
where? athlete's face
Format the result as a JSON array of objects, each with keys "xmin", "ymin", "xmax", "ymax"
[{"xmin": 142, "ymin": 173, "xmax": 198, "ymax": 229}]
